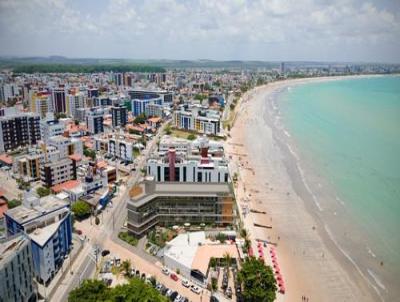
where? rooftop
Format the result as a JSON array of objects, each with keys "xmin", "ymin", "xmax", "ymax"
[
  {"xmin": 5, "ymin": 195, "xmax": 69, "ymax": 225},
  {"xmin": 0, "ymin": 235, "xmax": 29, "ymax": 264},
  {"xmin": 129, "ymin": 178, "xmax": 232, "ymax": 207},
  {"xmin": 29, "ymin": 220, "xmax": 63, "ymax": 247}
]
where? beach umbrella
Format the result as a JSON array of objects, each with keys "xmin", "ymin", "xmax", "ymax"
[
  {"xmin": 272, "ymin": 258, "xmax": 277, "ymax": 264},
  {"xmin": 276, "ymin": 274, "xmax": 283, "ymax": 281},
  {"xmin": 279, "ymin": 285, "xmax": 286, "ymax": 294},
  {"xmin": 275, "ymin": 267, "xmax": 280, "ymax": 273}
]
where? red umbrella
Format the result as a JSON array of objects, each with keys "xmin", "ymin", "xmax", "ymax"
[
  {"xmin": 279, "ymin": 286, "xmax": 286, "ymax": 294},
  {"xmin": 275, "ymin": 267, "xmax": 280, "ymax": 273},
  {"xmin": 271, "ymin": 254, "xmax": 277, "ymax": 259},
  {"xmin": 257, "ymin": 242, "xmax": 262, "ymax": 247}
]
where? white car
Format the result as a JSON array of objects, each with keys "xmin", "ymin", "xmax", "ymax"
[
  {"xmin": 174, "ymin": 295, "xmax": 183, "ymax": 302},
  {"xmin": 191, "ymin": 285, "xmax": 201, "ymax": 295},
  {"xmin": 181, "ymin": 280, "xmax": 190, "ymax": 288},
  {"xmin": 162, "ymin": 267, "xmax": 170, "ymax": 275}
]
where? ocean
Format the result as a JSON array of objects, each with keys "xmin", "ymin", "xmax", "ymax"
[{"xmin": 277, "ymin": 76, "xmax": 400, "ymax": 301}]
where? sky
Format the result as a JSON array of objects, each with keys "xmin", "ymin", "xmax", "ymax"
[{"xmin": 0, "ymin": 0, "xmax": 400, "ymax": 62}]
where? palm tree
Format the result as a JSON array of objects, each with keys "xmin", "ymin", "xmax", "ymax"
[
  {"xmin": 121, "ymin": 259, "xmax": 131, "ymax": 276},
  {"xmin": 240, "ymin": 227, "xmax": 250, "ymax": 241},
  {"xmin": 223, "ymin": 252, "xmax": 232, "ymax": 278}
]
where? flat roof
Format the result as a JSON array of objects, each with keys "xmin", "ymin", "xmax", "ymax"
[
  {"xmin": 5, "ymin": 195, "xmax": 69, "ymax": 225},
  {"xmin": 129, "ymin": 180, "xmax": 232, "ymax": 207},
  {"xmin": 0, "ymin": 235, "xmax": 29, "ymax": 264},
  {"xmin": 29, "ymin": 220, "xmax": 62, "ymax": 247},
  {"xmin": 192, "ymin": 244, "xmax": 238, "ymax": 276}
]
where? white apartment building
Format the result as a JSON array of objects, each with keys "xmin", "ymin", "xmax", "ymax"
[
  {"xmin": 48, "ymin": 135, "xmax": 83, "ymax": 158},
  {"xmin": 173, "ymin": 104, "xmax": 221, "ymax": 136},
  {"xmin": 40, "ymin": 113, "xmax": 65, "ymax": 142},
  {"xmin": 66, "ymin": 92, "xmax": 86, "ymax": 117},
  {"xmin": 94, "ymin": 132, "xmax": 134, "ymax": 162}
]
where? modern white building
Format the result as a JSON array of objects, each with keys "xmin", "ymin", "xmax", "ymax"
[
  {"xmin": 94, "ymin": 132, "xmax": 135, "ymax": 162},
  {"xmin": 173, "ymin": 104, "xmax": 221, "ymax": 136},
  {"xmin": 40, "ymin": 157, "xmax": 74, "ymax": 187},
  {"xmin": 40, "ymin": 113, "xmax": 65, "ymax": 142},
  {"xmin": 86, "ymin": 107, "xmax": 104, "ymax": 134},
  {"xmin": 66, "ymin": 92, "xmax": 86, "ymax": 117},
  {"xmin": 148, "ymin": 135, "xmax": 229, "ymax": 182},
  {"xmin": 48, "ymin": 135, "xmax": 83, "ymax": 158}
]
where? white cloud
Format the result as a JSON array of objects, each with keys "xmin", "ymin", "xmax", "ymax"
[{"xmin": 0, "ymin": 0, "xmax": 399, "ymax": 61}]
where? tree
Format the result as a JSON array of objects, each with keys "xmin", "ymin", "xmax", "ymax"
[
  {"xmin": 121, "ymin": 259, "xmax": 131, "ymax": 276},
  {"xmin": 71, "ymin": 200, "xmax": 91, "ymax": 219},
  {"xmin": 187, "ymin": 134, "xmax": 196, "ymax": 141},
  {"xmin": 36, "ymin": 186, "xmax": 51, "ymax": 198},
  {"xmin": 237, "ymin": 257, "xmax": 277, "ymax": 302},
  {"xmin": 134, "ymin": 113, "xmax": 146, "ymax": 124},
  {"xmin": 69, "ymin": 278, "xmax": 168, "ymax": 302},
  {"xmin": 68, "ymin": 279, "xmax": 109, "ymax": 302},
  {"xmin": 209, "ymin": 257, "xmax": 217, "ymax": 270},
  {"xmin": 7, "ymin": 199, "xmax": 21, "ymax": 209},
  {"xmin": 223, "ymin": 252, "xmax": 232, "ymax": 272},
  {"xmin": 83, "ymin": 148, "xmax": 96, "ymax": 160},
  {"xmin": 211, "ymin": 277, "xmax": 218, "ymax": 292}
]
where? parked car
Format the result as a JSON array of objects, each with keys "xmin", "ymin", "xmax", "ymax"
[
  {"xmin": 181, "ymin": 280, "xmax": 190, "ymax": 287},
  {"xmin": 101, "ymin": 249, "xmax": 110, "ymax": 257},
  {"xmin": 191, "ymin": 285, "xmax": 201, "ymax": 295},
  {"xmin": 170, "ymin": 291, "xmax": 178, "ymax": 301},
  {"xmin": 162, "ymin": 267, "xmax": 170, "ymax": 275},
  {"xmin": 226, "ymin": 287, "xmax": 233, "ymax": 298},
  {"xmin": 170, "ymin": 273, "xmax": 178, "ymax": 281},
  {"xmin": 173, "ymin": 294, "xmax": 183, "ymax": 302},
  {"xmin": 165, "ymin": 289, "xmax": 174, "ymax": 297}
]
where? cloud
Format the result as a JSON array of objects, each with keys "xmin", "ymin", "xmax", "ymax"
[{"xmin": 0, "ymin": 0, "xmax": 399, "ymax": 62}]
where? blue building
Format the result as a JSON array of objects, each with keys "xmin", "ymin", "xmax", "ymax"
[
  {"xmin": 4, "ymin": 194, "xmax": 72, "ymax": 285},
  {"xmin": 131, "ymin": 97, "xmax": 163, "ymax": 117}
]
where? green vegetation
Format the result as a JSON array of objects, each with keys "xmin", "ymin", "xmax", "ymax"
[
  {"xmin": 16, "ymin": 178, "xmax": 30, "ymax": 191},
  {"xmin": 121, "ymin": 259, "xmax": 131, "ymax": 276},
  {"xmin": 237, "ymin": 257, "xmax": 277, "ymax": 302},
  {"xmin": 71, "ymin": 200, "xmax": 91, "ymax": 220},
  {"xmin": 14, "ymin": 64, "xmax": 166, "ymax": 74},
  {"xmin": 211, "ymin": 277, "xmax": 218, "ymax": 291},
  {"xmin": 164, "ymin": 125, "xmax": 172, "ymax": 135},
  {"xmin": 187, "ymin": 133, "xmax": 197, "ymax": 140},
  {"xmin": 119, "ymin": 231, "xmax": 138, "ymax": 247},
  {"xmin": 147, "ymin": 229, "xmax": 177, "ymax": 248},
  {"xmin": 7, "ymin": 199, "xmax": 21, "ymax": 209},
  {"xmin": 194, "ymin": 94, "xmax": 207, "ymax": 101},
  {"xmin": 132, "ymin": 147, "xmax": 141, "ymax": 158},
  {"xmin": 68, "ymin": 278, "xmax": 167, "ymax": 302},
  {"xmin": 83, "ymin": 147, "xmax": 96, "ymax": 160},
  {"xmin": 216, "ymin": 232, "xmax": 227, "ymax": 243},
  {"xmin": 55, "ymin": 112, "xmax": 67, "ymax": 119},
  {"xmin": 134, "ymin": 113, "xmax": 146, "ymax": 124},
  {"xmin": 36, "ymin": 186, "xmax": 51, "ymax": 197}
]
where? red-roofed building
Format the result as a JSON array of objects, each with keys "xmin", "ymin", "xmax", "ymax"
[
  {"xmin": 51, "ymin": 180, "xmax": 80, "ymax": 194},
  {"xmin": 0, "ymin": 153, "xmax": 13, "ymax": 166}
]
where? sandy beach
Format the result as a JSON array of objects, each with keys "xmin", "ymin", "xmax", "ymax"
[{"xmin": 225, "ymin": 77, "xmax": 380, "ymax": 302}]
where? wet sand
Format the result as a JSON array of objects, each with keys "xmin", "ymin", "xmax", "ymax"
[{"xmin": 225, "ymin": 78, "xmax": 379, "ymax": 302}]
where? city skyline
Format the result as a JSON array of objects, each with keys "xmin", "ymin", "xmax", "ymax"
[{"xmin": 1, "ymin": 0, "xmax": 400, "ymax": 63}]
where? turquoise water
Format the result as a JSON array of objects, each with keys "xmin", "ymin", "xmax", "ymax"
[{"xmin": 279, "ymin": 76, "xmax": 400, "ymax": 295}]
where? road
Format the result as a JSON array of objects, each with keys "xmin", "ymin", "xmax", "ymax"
[{"xmin": 52, "ymin": 122, "xmax": 170, "ymax": 301}]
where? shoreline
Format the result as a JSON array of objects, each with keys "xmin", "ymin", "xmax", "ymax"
[{"xmin": 225, "ymin": 76, "xmax": 383, "ymax": 301}]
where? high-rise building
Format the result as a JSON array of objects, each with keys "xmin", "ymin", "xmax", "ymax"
[
  {"xmin": 114, "ymin": 73, "xmax": 123, "ymax": 86},
  {"xmin": 66, "ymin": 92, "xmax": 86, "ymax": 117},
  {"xmin": 4, "ymin": 194, "xmax": 72, "ymax": 284},
  {"xmin": 30, "ymin": 91, "xmax": 53, "ymax": 118},
  {"xmin": 0, "ymin": 234, "xmax": 36, "ymax": 302},
  {"xmin": 40, "ymin": 112, "xmax": 65, "ymax": 143},
  {"xmin": 52, "ymin": 87, "xmax": 67, "ymax": 113},
  {"xmin": 111, "ymin": 104, "xmax": 128, "ymax": 127},
  {"xmin": 86, "ymin": 108, "xmax": 104, "ymax": 134},
  {"xmin": 127, "ymin": 178, "xmax": 234, "ymax": 236},
  {"xmin": 0, "ymin": 112, "xmax": 41, "ymax": 152},
  {"xmin": 132, "ymin": 98, "xmax": 163, "ymax": 116}
]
